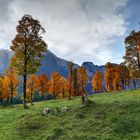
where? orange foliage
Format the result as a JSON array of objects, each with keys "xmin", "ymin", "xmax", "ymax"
[
  {"xmin": 36, "ymin": 74, "xmax": 49, "ymax": 100},
  {"xmin": 26, "ymin": 74, "xmax": 37, "ymax": 104},
  {"xmin": 92, "ymin": 71, "xmax": 102, "ymax": 93},
  {"xmin": 3, "ymin": 68, "xmax": 20, "ymax": 106},
  {"xmin": 104, "ymin": 63, "xmax": 130, "ymax": 92},
  {"xmin": 0, "ymin": 77, "xmax": 5, "ymax": 101},
  {"xmin": 58, "ymin": 76, "xmax": 67, "ymax": 98},
  {"xmin": 49, "ymin": 72, "xmax": 62, "ymax": 99},
  {"xmin": 77, "ymin": 66, "xmax": 88, "ymax": 95}
]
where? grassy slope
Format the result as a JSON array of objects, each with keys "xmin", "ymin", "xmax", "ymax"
[{"xmin": 0, "ymin": 89, "xmax": 140, "ymax": 140}]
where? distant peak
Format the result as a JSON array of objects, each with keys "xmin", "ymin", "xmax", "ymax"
[{"xmin": 82, "ymin": 62, "xmax": 95, "ymax": 67}]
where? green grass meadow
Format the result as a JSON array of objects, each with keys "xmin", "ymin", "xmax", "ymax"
[{"xmin": 0, "ymin": 89, "xmax": 140, "ymax": 140}]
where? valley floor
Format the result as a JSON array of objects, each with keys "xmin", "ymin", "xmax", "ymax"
[{"xmin": 0, "ymin": 89, "xmax": 140, "ymax": 140}]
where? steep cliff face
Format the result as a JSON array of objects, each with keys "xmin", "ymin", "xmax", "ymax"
[
  {"xmin": 37, "ymin": 50, "xmax": 70, "ymax": 78},
  {"xmin": 82, "ymin": 62, "xmax": 106, "ymax": 93},
  {"xmin": 82, "ymin": 62, "xmax": 105, "ymax": 80}
]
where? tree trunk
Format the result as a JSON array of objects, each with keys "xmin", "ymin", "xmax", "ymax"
[
  {"xmin": 53, "ymin": 92, "xmax": 57, "ymax": 100},
  {"xmin": 11, "ymin": 92, "xmax": 13, "ymax": 107},
  {"xmin": 23, "ymin": 36, "xmax": 29, "ymax": 109},
  {"xmin": 69, "ymin": 89, "xmax": 71, "ymax": 100},
  {"xmin": 62, "ymin": 87, "xmax": 65, "ymax": 98},
  {"xmin": 73, "ymin": 68, "xmax": 78, "ymax": 97},
  {"xmin": 6, "ymin": 97, "xmax": 9, "ymax": 104},
  {"xmin": 122, "ymin": 80, "xmax": 125, "ymax": 90},
  {"xmin": 41, "ymin": 82, "xmax": 45, "ymax": 101},
  {"xmin": 136, "ymin": 51, "xmax": 140, "ymax": 71},
  {"xmin": 23, "ymin": 75, "xmax": 29, "ymax": 109},
  {"xmin": 31, "ymin": 93, "xmax": 33, "ymax": 105},
  {"xmin": 82, "ymin": 82, "xmax": 86, "ymax": 95},
  {"xmin": 82, "ymin": 94, "xmax": 88, "ymax": 105},
  {"xmin": 133, "ymin": 79, "xmax": 137, "ymax": 90},
  {"xmin": 0, "ymin": 98, "xmax": 3, "ymax": 106},
  {"xmin": 68, "ymin": 63, "xmax": 73, "ymax": 100},
  {"xmin": 81, "ymin": 82, "xmax": 88, "ymax": 105},
  {"xmin": 69, "ymin": 77, "xmax": 72, "ymax": 100},
  {"xmin": 42, "ymin": 93, "xmax": 45, "ymax": 101}
]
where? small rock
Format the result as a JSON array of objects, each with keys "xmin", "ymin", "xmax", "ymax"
[
  {"xmin": 61, "ymin": 107, "xmax": 68, "ymax": 113},
  {"xmin": 42, "ymin": 107, "xmax": 51, "ymax": 116}
]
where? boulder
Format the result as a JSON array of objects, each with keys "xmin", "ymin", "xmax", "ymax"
[
  {"xmin": 61, "ymin": 107, "xmax": 68, "ymax": 113},
  {"xmin": 42, "ymin": 107, "xmax": 51, "ymax": 116}
]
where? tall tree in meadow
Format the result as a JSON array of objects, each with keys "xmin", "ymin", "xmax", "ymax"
[
  {"xmin": 92, "ymin": 71, "xmax": 102, "ymax": 93},
  {"xmin": 77, "ymin": 66, "xmax": 88, "ymax": 95},
  {"xmin": 123, "ymin": 30, "xmax": 140, "ymax": 88},
  {"xmin": 104, "ymin": 63, "xmax": 115, "ymax": 92},
  {"xmin": 36, "ymin": 74, "xmax": 49, "ymax": 100},
  {"xmin": 49, "ymin": 72, "xmax": 61, "ymax": 99},
  {"xmin": 104, "ymin": 63, "xmax": 130, "ymax": 92},
  {"xmin": 77, "ymin": 66, "xmax": 88, "ymax": 105},
  {"xmin": 112, "ymin": 68, "xmax": 121, "ymax": 91},
  {"xmin": 59, "ymin": 76, "xmax": 67, "ymax": 98},
  {"xmin": 67, "ymin": 61, "xmax": 74, "ymax": 100},
  {"xmin": 118, "ymin": 64, "xmax": 130, "ymax": 90},
  {"xmin": 27, "ymin": 74, "xmax": 37, "ymax": 105},
  {"xmin": 10, "ymin": 15, "xmax": 47, "ymax": 108},
  {"xmin": 73, "ymin": 68, "xmax": 78, "ymax": 97},
  {"xmin": 3, "ymin": 68, "xmax": 20, "ymax": 107}
]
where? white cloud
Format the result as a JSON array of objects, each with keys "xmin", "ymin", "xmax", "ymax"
[{"xmin": 0, "ymin": 0, "xmax": 129, "ymax": 65}]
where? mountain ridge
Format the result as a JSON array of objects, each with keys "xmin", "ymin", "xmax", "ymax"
[
  {"xmin": 0, "ymin": 49, "xmax": 104, "ymax": 79},
  {"xmin": 0, "ymin": 49, "xmax": 139, "ymax": 92}
]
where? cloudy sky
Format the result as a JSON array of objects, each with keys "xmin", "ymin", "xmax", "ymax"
[{"xmin": 0, "ymin": 0, "xmax": 140, "ymax": 65}]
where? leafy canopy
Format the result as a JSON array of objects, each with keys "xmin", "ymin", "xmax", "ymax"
[{"xmin": 10, "ymin": 14, "xmax": 47, "ymax": 75}]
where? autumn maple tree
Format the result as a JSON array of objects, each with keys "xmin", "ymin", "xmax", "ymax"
[
  {"xmin": 77, "ymin": 66, "xmax": 88, "ymax": 95},
  {"xmin": 36, "ymin": 74, "xmax": 49, "ymax": 100},
  {"xmin": 123, "ymin": 30, "xmax": 140, "ymax": 88},
  {"xmin": 67, "ymin": 61, "xmax": 74, "ymax": 99},
  {"xmin": 73, "ymin": 68, "xmax": 78, "ymax": 97},
  {"xmin": 49, "ymin": 72, "xmax": 61, "ymax": 99},
  {"xmin": 92, "ymin": 71, "xmax": 102, "ymax": 93},
  {"xmin": 58, "ymin": 75, "xmax": 67, "ymax": 98},
  {"xmin": 3, "ymin": 68, "xmax": 20, "ymax": 107},
  {"xmin": 104, "ymin": 63, "xmax": 116, "ymax": 92},
  {"xmin": 112, "ymin": 68, "xmax": 121, "ymax": 91},
  {"xmin": 104, "ymin": 62, "xmax": 130, "ymax": 92},
  {"xmin": 10, "ymin": 14, "xmax": 47, "ymax": 108},
  {"xmin": 26, "ymin": 74, "xmax": 37, "ymax": 105},
  {"xmin": 118, "ymin": 64, "xmax": 130, "ymax": 90}
]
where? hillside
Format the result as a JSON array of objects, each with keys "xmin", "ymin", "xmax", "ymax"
[
  {"xmin": 0, "ymin": 49, "xmax": 103, "ymax": 79},
  {"xmin": 0, "ymin": 89, "xmax": 140, "ymax": 140},
  {"xmin": 0, "ymin": 49, "xmax": 76, "ymax": 78}
]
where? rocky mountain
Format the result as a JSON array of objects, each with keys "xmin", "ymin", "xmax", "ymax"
[
  {"xmin": 0, "ymin": 49, "xmax": 13, "ymax": 73},
  {"xmin": 0, "ymin": 49, "xmax": 139, "ymax": 93},
  {"xmin": 82, "ymin": 62, "xmax": 105, "ymax": 81},
  {"xmin": 0, "ymin": 49, "xmax": 105, "ymax": 79},
  {"xmin": 0, "ymin": 49, "xmax": 106, "ymax": 93},
  {"xmin": 82, "ymin": 62, "xmax": 106, "ymax": 93},
  {"xmin": 0, "ymin": 49, "xmax": 79, "ymax": 78},
  {"xmin": 37, "ymin": 50, "xmax": 78, "ymax": 78}
]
